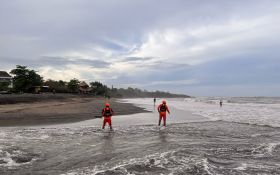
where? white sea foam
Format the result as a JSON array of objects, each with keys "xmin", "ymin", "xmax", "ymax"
[
  {"xmin": 39, "ymin": 135, "xmax": 50, "ymax": 140},
  {"xmin": 252, "ymin": 142, "xmax": 280, "ymax": 157},
  {"xmin": 266, "ymin": 143, "xmax": 279, "ymax": 154},
  {"xmin": 0, "ymin": 132, "xmax": 7, "ymax": 137},
  {"xmin": 63, "ymin": 149, "xmax": 215, "ymax": 175},
  {"xmin": 202, "ymin": 158, "xmax": 213, "ymax": 175},
  {"xmin": 0, "ymin": 131, "xmax": 7, "ymax": 141},
  {"xmin": 0, "ymin": 148, "xmax": 34, "ymax": 168},
  {"xmin": 234, "ymin": 163, "xmax": 248, "ymax": 170},
  {"xmin": 121, "ymin": 97, "xmax": 280, "ymax": 127},
  {"xmin": 234, "ymin": 162, "xmax": 280, "ymax": 172}
]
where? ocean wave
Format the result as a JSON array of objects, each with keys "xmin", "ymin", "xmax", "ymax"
[
  {"xmin": 192, "ymin": 109, "xmax": 280, "ymax": 128},
  {"xmin": 252, "ymin": 142, "xmax": 280, "ymax": 157},
  {"xmin": 225, "ymin": 121, "xmax": 280, "ymax": 128},
  {"xmin": 0, "ymin": 146, "xmax": 39, "ymax": 168},
  {"xmin": 63, "ymin": 149, "xmax": 216, "ymax": 175},
  {"xmin": 122, "ymin": 97, "xmax": 280, "ymax": 128}
]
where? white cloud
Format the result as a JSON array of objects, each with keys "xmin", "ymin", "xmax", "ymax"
[
  {"xmin": 39, "ymin": 65, "xmax": 82, "ymax": 81},
  {"xmin": 1, "ymin": 0, "xmax": 280, "ymax": 96},
  {"xmin": 132, "ymin": 11, "xmax": 280, "ymax": 65}
]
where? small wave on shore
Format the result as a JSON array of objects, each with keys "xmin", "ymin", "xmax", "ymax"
[
  {"xmin": 0, "ymin": 146, "xmax": 39, "ymax": 168},
  {"xmin": 65, "ymin": 150, "xmax": 214, "ymax": 175}
]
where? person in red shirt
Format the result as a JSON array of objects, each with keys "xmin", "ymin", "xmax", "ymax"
[
  {"xmin": 157, "ymin": 100, "xmax": 170, "ymax": 127},
  {"xmin": 102, "ymin": 103, "xmax": 114, "ymax": 130}
]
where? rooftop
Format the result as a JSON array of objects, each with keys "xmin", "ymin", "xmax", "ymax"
[{"xmin": 0, "ymin": 71, "xmax": 12, "ymax": 78}]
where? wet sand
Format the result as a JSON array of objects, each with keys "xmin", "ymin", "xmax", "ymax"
[{"xmin": 0, "ymin": 94, "xmax": 149, "ymax": 127}]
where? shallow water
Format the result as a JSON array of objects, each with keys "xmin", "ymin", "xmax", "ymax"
[
  {"xmin": 1, "ymin": 97, "xmax": 280, "ymax": 174},
  {"xmin": 1, "ymin": 121, "xmax": 280, "ymax": 175},
  {"xmin": 123, "ymin": 97, "xmax": 280, "ymax": 127}
]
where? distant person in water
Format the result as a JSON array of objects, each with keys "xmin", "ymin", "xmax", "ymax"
[
  {"xmin": 154, "ymin": 97, "xmax": 156, "ymax": 105},
  {"xmin": 220, "ymin": 100, "xmax": 223, "ymax": 107},
  {"xmin": 102, "ymin": 103, "xmax": 114, "ymax": 130},
  {"xmin": 157, "ymin": 100, "xmax": 170, "ymax": 127}
]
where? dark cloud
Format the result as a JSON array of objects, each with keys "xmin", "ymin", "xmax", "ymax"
[
  {"xmin": 1, "ymin": 0, "xmax": 276, "ymax": 56},
  {"xmin": 190, "ymin": 53, "xmax": 280, "ymax": 86},
  {"xmin": 106, "ymin": 61, "xmax": 192, "ymax": 86},
  {"xmin": 0, "ymin": 56, "xmax": 110, "ymax": 69},
  {"xmin": 1, "ymin": 0, "xmax": 280, "ymax": 96},
  {"xmin": 40, "ymin": 56, "xmax": 110, "ymax": 68},
  {"xmin": 120, "ymin": 57, "xmax": 154, "ymax": 62},
  {"xmin": 145, "ymin": 61, "xmax": 190, "ymax": 70}
]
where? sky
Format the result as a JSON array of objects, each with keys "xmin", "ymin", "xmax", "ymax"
[{"xmin": 0, "ymin": 0, "xmax": 280, "ymax": 97}]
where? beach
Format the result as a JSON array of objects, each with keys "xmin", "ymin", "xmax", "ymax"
[
  {"xmin": 1, "ymin": 97, "xmax": 280, "ymax": 174},
  {"xmin": 2, "ymin": 0, "xmax": 280, "ymax": 174},
  {"xmin": 0, "ymin": 94, "xmax": 148, "ymax": 127}
]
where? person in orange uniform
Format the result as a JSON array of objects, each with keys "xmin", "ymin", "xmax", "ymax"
[
  {"xmin": 157, "ymin": 100, "xmax": 170, "ymax": 127},
  {"xmin": 102, "ymin": 103, "xmax": 114, "ymax": 130}
]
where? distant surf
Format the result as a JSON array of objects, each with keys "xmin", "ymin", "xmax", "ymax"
[{"xmin": 122, "ymin": 97, "xmax": 280, "ymax": 128}]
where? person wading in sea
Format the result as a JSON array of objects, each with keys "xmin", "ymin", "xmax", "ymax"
[
  {"xmin": 157, "ymin": 100, "xmax": 170, "ymax": 127},
  {"xmin": 102, "ymin": 103, "xmax": 114, "ymax": 130}
]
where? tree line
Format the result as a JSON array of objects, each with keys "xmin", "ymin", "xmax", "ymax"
[{"xmin": 2, "ymin": 65, "xmax": 189, "ymax": 98}]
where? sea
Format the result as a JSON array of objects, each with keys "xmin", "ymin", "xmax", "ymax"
[{"xmin": 1, "ymin": 97, "xmax": 280, "ymax": 175}]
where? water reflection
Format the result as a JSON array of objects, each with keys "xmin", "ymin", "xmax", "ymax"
[
  {"xmin": 159, "ymin": 130, "xmax": 168, "ymax": 143},
  {"xmin": 101, "ymin": 132, "xmax": 115, "ymax": 154}
]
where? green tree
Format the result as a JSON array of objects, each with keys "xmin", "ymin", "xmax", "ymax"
[
  {"xmin": 10, "ymin": 65, "xmax": 43, "ymax": 92},
  {"xmin": 0, "ymin": 82, "xmax": 10, "ymax": 91},
  {"xmin": 90, "ymin": 81, "xmax": 109, "ymax": 96},
  {"xmin": 44, "ymin": 79, "xmax": 68, "ymax": 93},
  {"xmin": 67, "ymin": 79, "xmax": 80, "ymax": 93}
]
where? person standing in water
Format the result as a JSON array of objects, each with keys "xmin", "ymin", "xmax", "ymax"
[
  {"xmin": 102, "ymin": 103, "xmax": 114, "ymax": 130},
  {"xmin": 153, "ymin": 97, "xmax": 156, "ymax": 105},
  {"xmin": 157, "ymin": 100, "xmax": 170, "ymax": 127},
  {"xmin": 220, "ymin": 99, "xmax": 223, "ymax": 107}
]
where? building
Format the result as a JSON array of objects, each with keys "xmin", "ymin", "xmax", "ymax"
[
  {"xmin": 79, "ymin": 81, "xmax": 92, "ymax": 94},
  {"xmin": 0, "ymin": 71, "xmax": 13, "ymax": 89},
  {"xmin": 30, "ymin": 86, "xmax": 50, "ymax": 93}
]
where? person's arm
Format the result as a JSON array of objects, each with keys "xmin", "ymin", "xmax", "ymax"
[
  {"xmin": 111, "ymin": 108, "xmax": 114, "ymax": 116},
  {"xmin": 101, "ymin": 108, "xmax": 105, "ymax": 116},
  {"xmin": 166, "ymin": 106, "xmax": 170, "ymax": 114},
  {"xmin": 157, "ymin": 105, "xmax": 161, "ymax": 112}
]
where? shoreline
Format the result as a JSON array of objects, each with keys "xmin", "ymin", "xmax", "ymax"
[{"xmin": 0, "ymin": 95, "xmax": 150, "ymax": 127}]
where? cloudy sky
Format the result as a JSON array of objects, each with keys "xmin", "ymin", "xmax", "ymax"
[{"xmin": 1, "ymin": 0, "xmax": 280, "ymax": 96}]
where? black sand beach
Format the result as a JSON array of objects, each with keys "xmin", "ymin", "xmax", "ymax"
[{"xmin": 0, "ymin": 94, "xmax": 148, "ymax": 126}]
